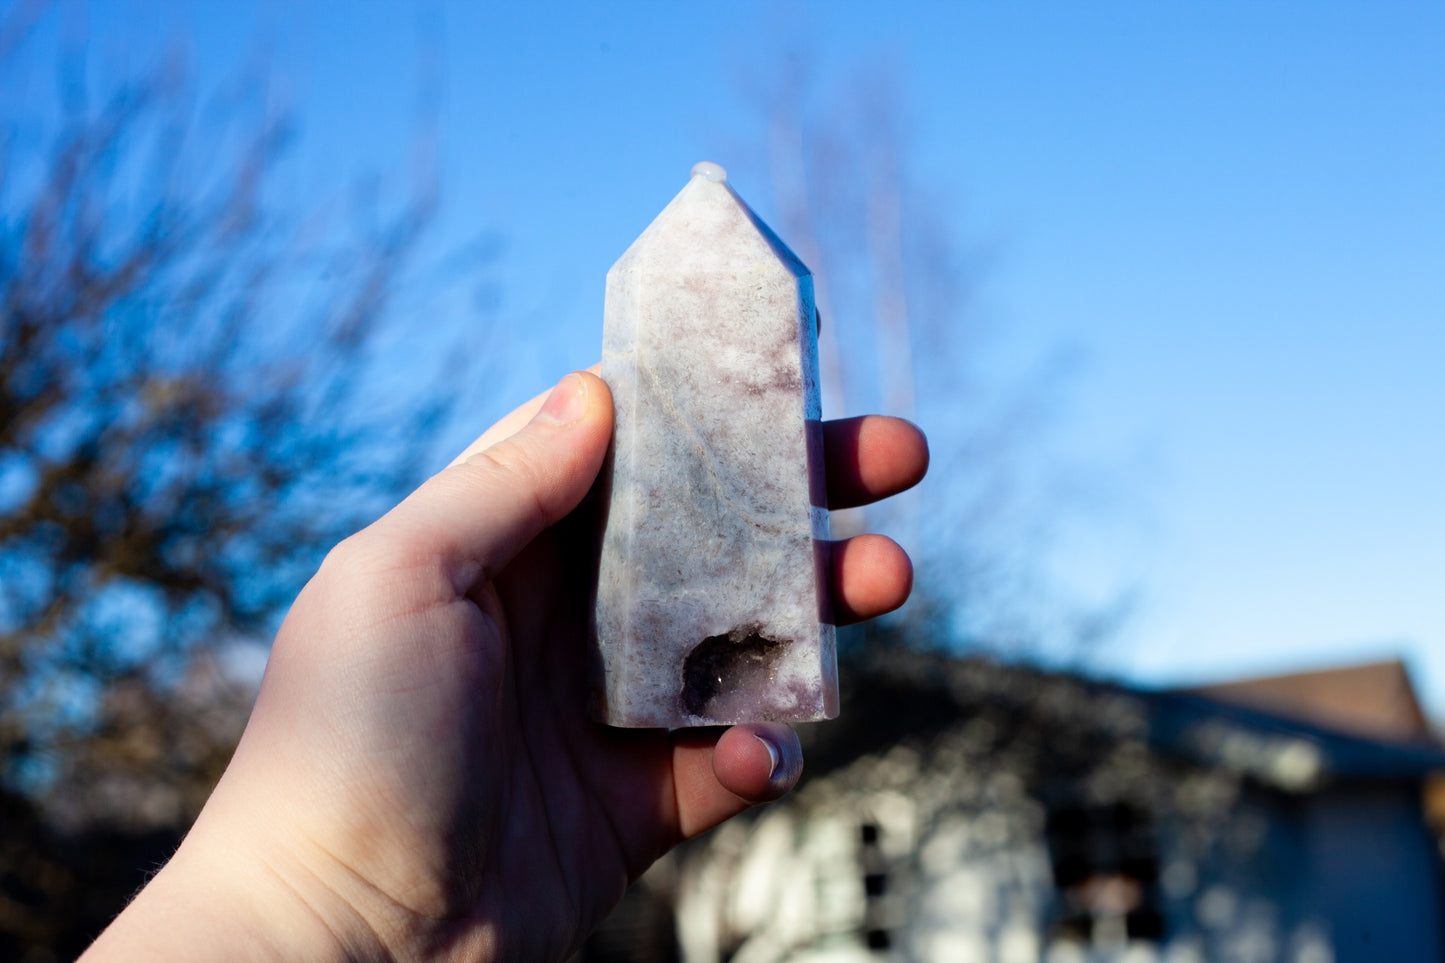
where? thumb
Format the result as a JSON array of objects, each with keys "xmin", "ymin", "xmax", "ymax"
[{"xmin": 377, "ymin": 371, "xmax": 613, "ymax": 595}]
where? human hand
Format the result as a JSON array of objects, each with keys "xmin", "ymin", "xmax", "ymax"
[{"xmin": 84, "ymin": 370, "xmax": 927, "ymax": 962}]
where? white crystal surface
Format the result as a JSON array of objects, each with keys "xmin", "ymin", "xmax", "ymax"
[{"xmin": 593, "ymin": 166, "xmax": 837, "ymax": 728}]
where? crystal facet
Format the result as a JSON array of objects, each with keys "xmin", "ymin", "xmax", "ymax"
[{"xmin": 591, "ymin": 163, "xmax": 837, "ymax": 728}]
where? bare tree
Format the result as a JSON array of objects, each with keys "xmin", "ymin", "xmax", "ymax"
[
  {"xmin": 732, "ymin": 52, "xmax": 1109, "ymax": 658},
  {"xmin": 0, "ymin": 11, "xmax": 485, "ymax": 951}
]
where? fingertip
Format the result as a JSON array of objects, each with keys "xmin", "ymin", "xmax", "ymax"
[
  {"xmin": 830, "ymin": 533, "xmax": 913, "ymax": 625},
  {"xmin": 713, "ymin": 723, "xmax": 803, "ymax": 802},
  {"xmin": 574, "ymin": 367, "xmax": 609, "ymax": 399},
  {"xmin": 900, "ymin": 418, "xmax": 930, "ymax": 491},
  {"xmin": 537, "ymin": 372, "xmax": 590, "ymax": 423},
  {"xmin": 575, "ymin": 370, "xmax": 614, "ymax": 439},
  {"xmin": 449, "ymin": 366, "xmax": 611, "ymax": 466},
  {"xmin": 872, "ymin": 416, "xmax": 929, "ymax": 497},
  {"xmin": 548, "ymin": 370, "xmax": 612, "ymax": 423},
  {"xmin": 823, "ymin": 415, "xmax": 931, "ymax": 509}
]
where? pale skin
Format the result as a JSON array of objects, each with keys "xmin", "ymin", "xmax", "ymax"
[{"xmin": 82, "ymin": 370, "xmax": 928, "ymax": 962}]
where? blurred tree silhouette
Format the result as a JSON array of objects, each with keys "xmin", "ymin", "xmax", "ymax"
[
  {"xmin": 736, "ymin": 54, "xmax": 1123, "ymax": 659},
  {"xmin": 0, "ymin": 12, "xmax": 469, "ymax": 953}
]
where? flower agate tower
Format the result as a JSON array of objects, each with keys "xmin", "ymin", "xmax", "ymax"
[{"xmin": 592, "ymin": 162, "xmax": 837, "ymax": 728}]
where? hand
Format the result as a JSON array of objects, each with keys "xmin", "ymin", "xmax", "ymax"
[{"xmin": 84, "ymin": 370, "xmax": 928, "ymax": 962}]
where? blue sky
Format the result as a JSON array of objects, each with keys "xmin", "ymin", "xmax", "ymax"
[{"xmin": 9, "ymin": 1, "xmax": 1445, "ymax": 713}]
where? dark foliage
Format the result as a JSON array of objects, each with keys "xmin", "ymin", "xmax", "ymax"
[{"xmin": 0, "ymin": 20, "xmax": 472, "ymax": 952}]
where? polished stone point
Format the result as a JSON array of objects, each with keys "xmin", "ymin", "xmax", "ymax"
[{"xmin": 592, "ymin": 161, "xmax": 838, "ymax": 728}]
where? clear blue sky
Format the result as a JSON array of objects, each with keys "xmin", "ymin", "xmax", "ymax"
[{"xmin": 10, "ymin": 1, "xmax": 1445, "ymax": 714}]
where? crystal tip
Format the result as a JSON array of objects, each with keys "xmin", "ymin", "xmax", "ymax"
[{"xmin": 690, "ymin": 160, "xmax": 727, "ymax": 183}]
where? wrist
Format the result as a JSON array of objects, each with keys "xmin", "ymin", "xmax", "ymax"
[{"xmin": 81, "ymin": 804, "xmax": 388, "ymax": 962}]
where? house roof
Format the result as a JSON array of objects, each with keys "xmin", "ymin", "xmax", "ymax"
[
  {"xmin": 1139, "ymin": 684, "xmax": 1445, "ymax": 789},
  {"xmin": 811, "ymin": 649, "xmax": 1445, "ymax": 797},
  {"xmin": 1184, "ymin": 658, "xmax": 1435, "ymax": 745}
]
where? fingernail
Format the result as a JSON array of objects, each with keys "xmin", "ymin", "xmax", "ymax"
[
  {"xmin": 755, "ymin": 734, "xmax": 782, "ymax": 780},
  {"xmin": 538, "ymin": 373, "xmax": 587, "ymax": 424}
]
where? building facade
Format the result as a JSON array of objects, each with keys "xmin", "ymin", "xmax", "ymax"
[{"xmin": 583, "ymin": 654, "xmax": 1445, "ymax": 963}]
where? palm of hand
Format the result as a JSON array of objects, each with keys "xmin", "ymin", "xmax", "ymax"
[
  {"xmin": 199, "ymin": 374, "xmax": 924, "ymax": 962},
  {"xmin": 473, "ymin": 518, "xmax": 681, "ymax": 959},
  {"xmin": 242, "ymin": 513, "xmax": 716, "ymax": 960}
]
